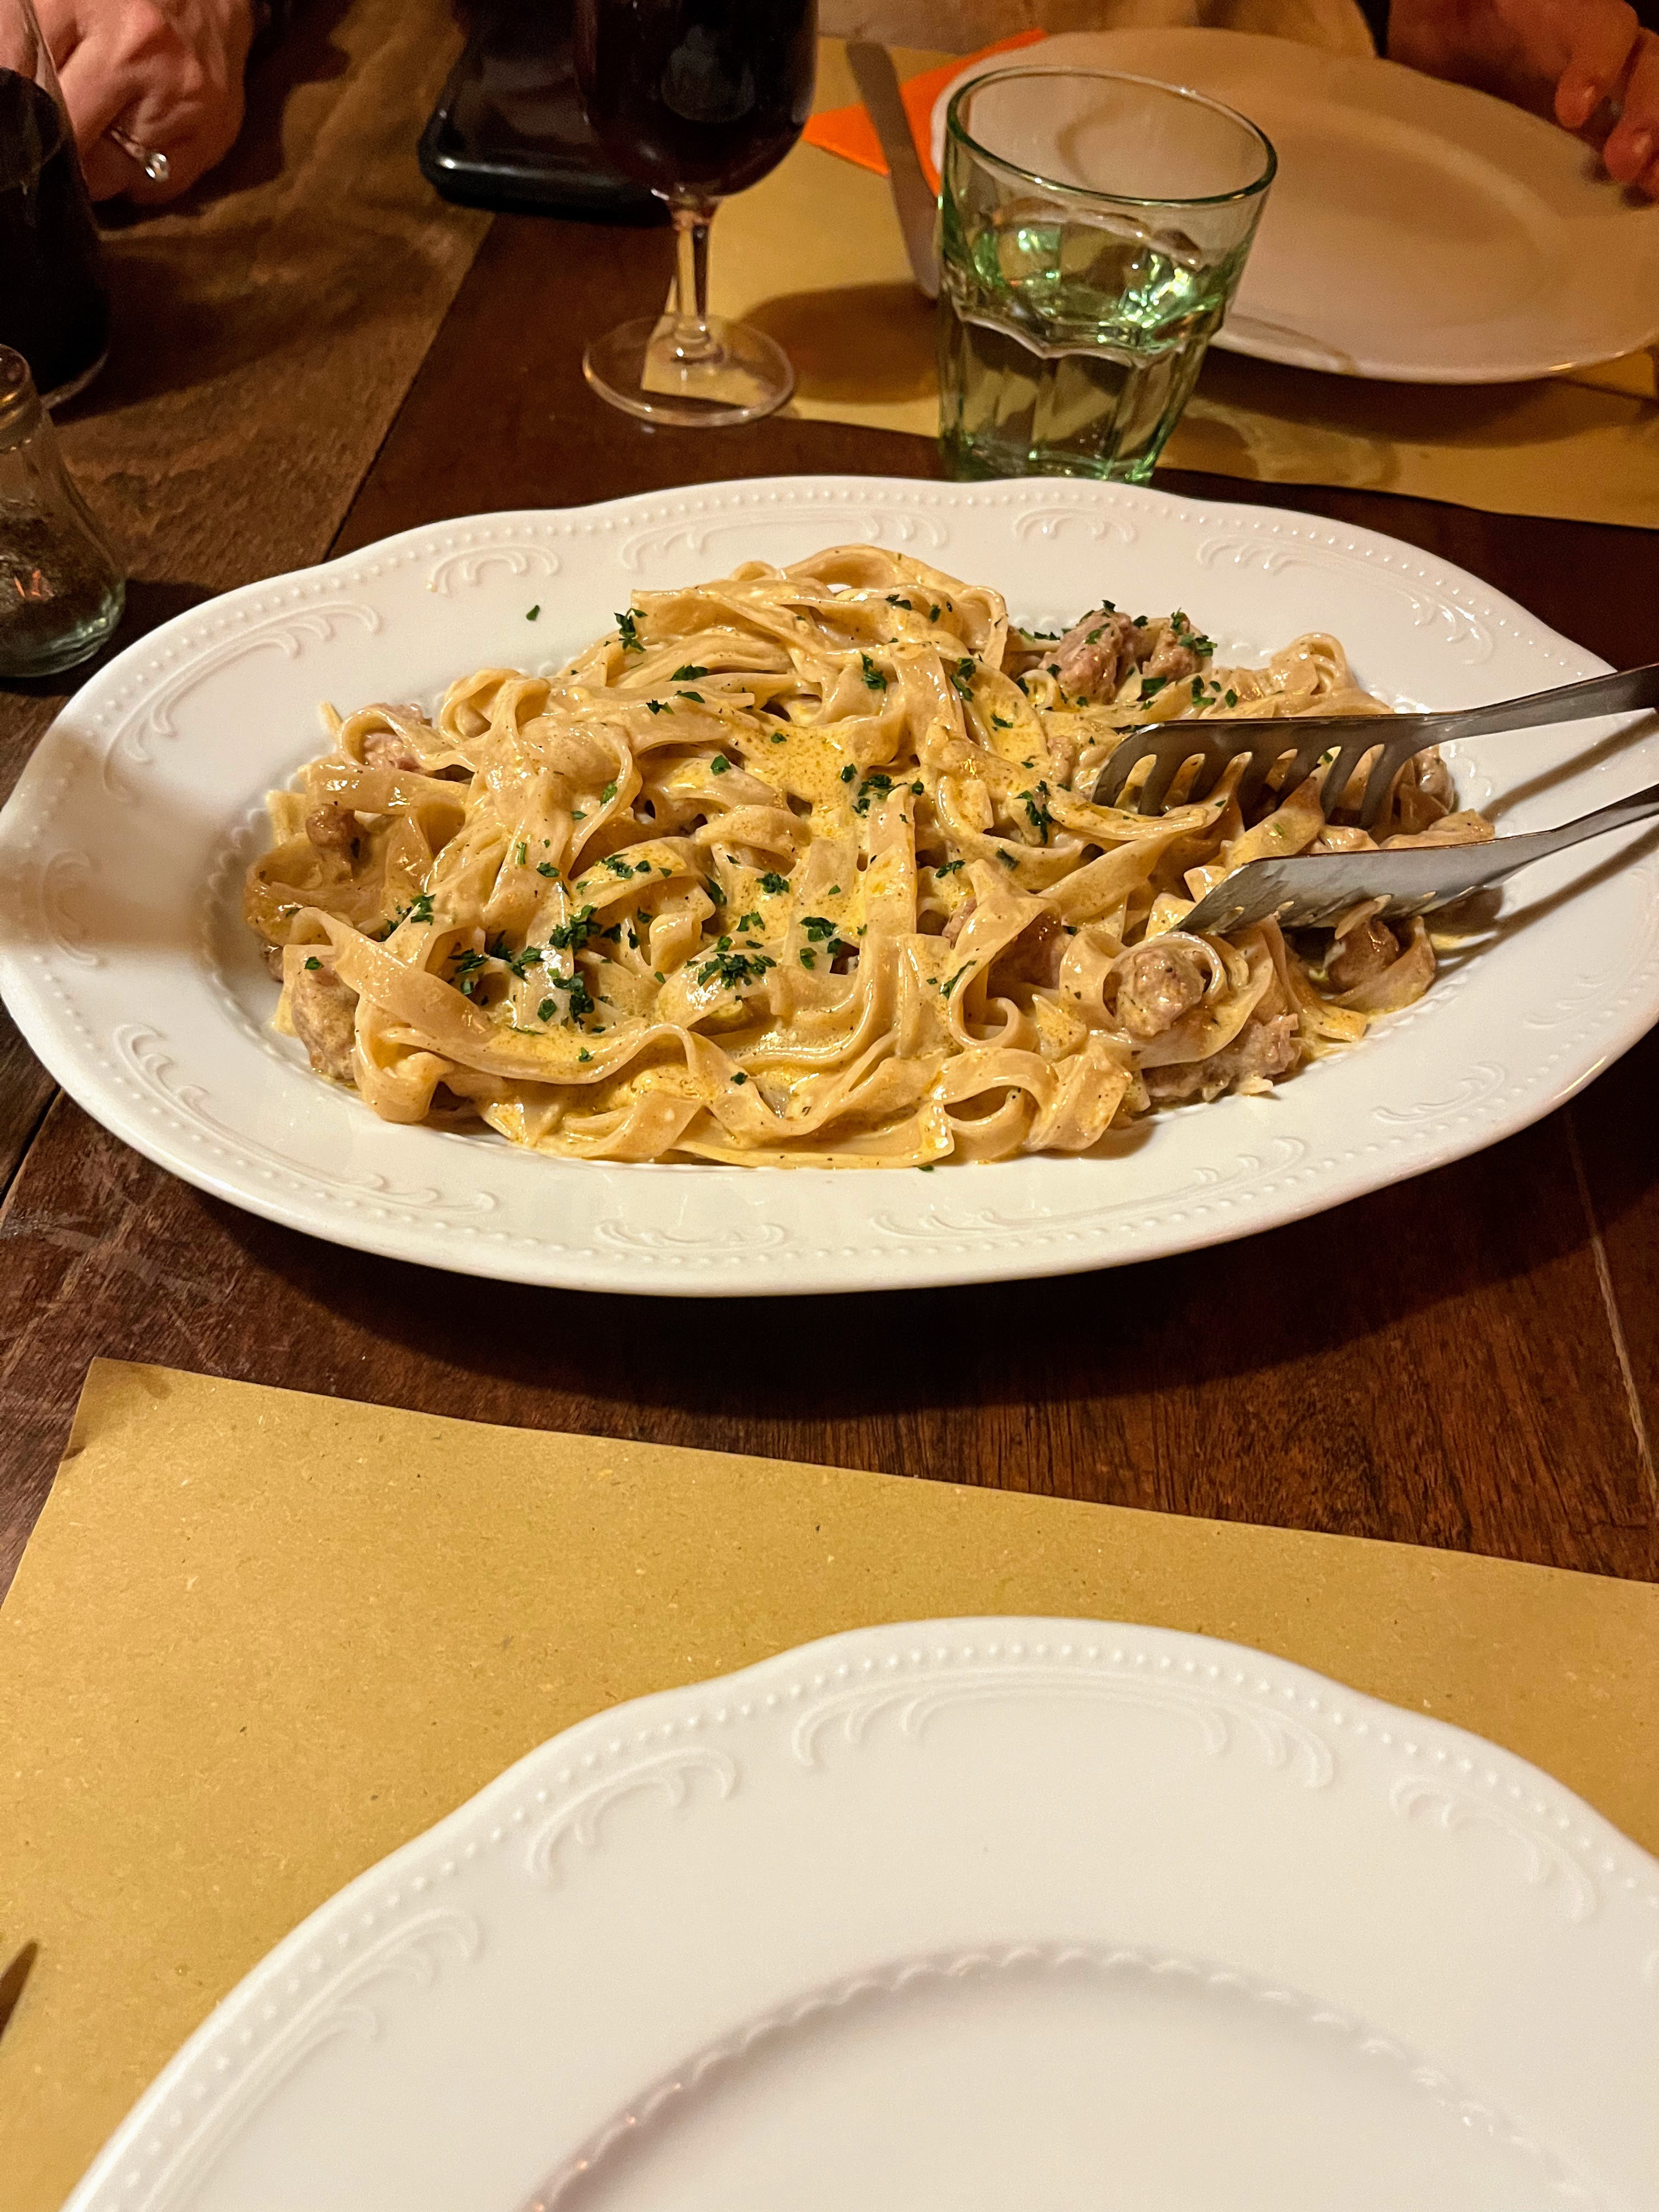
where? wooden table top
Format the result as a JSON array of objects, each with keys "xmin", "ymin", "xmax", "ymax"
[{"xmin": 3, "ymin": 25, "xmax": 1658, "ymax": 1600}]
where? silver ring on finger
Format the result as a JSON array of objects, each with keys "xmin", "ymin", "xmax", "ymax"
[{"xmin": 105, "ymin": 122, "xmax": 171, "ymax": 186}]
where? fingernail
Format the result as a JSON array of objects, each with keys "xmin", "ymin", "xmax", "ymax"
[{"xmin": 1558, "ymin": 75, "xmax": 1596, "ymax": 128}]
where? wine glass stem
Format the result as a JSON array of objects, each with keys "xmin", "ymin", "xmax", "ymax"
[{"xmin": 669, "ymin": 196, "xmax": 721, "ymax": 366}]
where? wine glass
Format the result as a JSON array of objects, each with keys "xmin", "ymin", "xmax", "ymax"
[{"xmin": 574, "ymin": 0, "xmax": 817, "ymax": 426}]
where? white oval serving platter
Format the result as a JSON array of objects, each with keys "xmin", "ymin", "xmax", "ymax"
[{"xmin": 1, "ymin": 474, "xmax": 1655, "ymax": 1297}]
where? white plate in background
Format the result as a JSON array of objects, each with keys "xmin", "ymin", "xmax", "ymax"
[
  {"xmin": 58, "ymin": 1618, "xmax": 1659, "ymax": 2211},
  {"xmin": 931, "ymin": 29, "xmax": 1659, "ymax": 382},
  {"xmin": 1, "ymin": 473, "xmax": 1655, "ymax": 1297}
]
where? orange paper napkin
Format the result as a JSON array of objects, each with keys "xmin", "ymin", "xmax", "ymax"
[{"xmin": 802, "ymin": 29, "xmax": 1047, "ymax": 195}]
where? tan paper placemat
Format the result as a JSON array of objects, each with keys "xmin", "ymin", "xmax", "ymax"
[
  {"xmin": 2, "ymin": 1360, "xmax": 1656, "ymax": 2210},
  {"xmin": 714, "ymin": 42, "xmax": 1659, "ymax": 529}
]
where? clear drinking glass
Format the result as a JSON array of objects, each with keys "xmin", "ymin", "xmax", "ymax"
[
  {"xmin": 0, "ymin": 0, "xmax": 109, "ymax": 405},
  {"xmin": 937, "ymin": 67, "xmax": 1275, "ymax": 484},
  {"xmin": 0, "ymin": 346, "xmax": 123, "ymax": 676},
  {"xmin": 574, "ymin": 0, "xmax": 817, "ymax": 427}
]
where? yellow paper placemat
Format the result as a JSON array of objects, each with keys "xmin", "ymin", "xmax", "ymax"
[
  {"xmin": 2, "ymin": 1363, "xmax": 1657, "ymax": 2208},
  {"xmin": 715, "ymin": 42, "xmax": 1659, "ymax": 528}
]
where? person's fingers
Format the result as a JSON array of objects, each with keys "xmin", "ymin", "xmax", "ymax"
[
  {"xmin": 78, "ymin": 132, "xmax": 146, "ymax": 202},
  {"xmin": 33, "ymin": 0, "xmax": 88, "ymax": 74},
  {"xmin": 1555, "ymin": 0, "xmax": 1640, "ymax": 128},
  {"xmin": 54, "ymin": 33, "xmax": 151, "ymax": 159},
  {"xmin": 1604, "ymin": 29, "xmax": 1659, "ymax": 183},
  {"xmin": 123, "ymin": 99, "xmax": 245, "ymax": 203}
]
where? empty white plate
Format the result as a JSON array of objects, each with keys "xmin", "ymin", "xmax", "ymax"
[
  {"xmin": 60, "ymin": 1619, "xmax": 1659, "ymax": 2210},
  {"xmin": 931, "ymin": 29, "xmax": 1659, "ymax": 382}
]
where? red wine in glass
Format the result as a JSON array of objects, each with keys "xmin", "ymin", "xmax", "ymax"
[
  {"xmin": 574, "ymin": 0, "xmax": 817, "ymax": 425},
  {"xmin": 0, "ymin": 67, "xmax": 108, "ymax": 404}
]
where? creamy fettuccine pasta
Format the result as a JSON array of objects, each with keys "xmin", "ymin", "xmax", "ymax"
[{"xmin": 244, "ymin": 546, "xmax": 1492, "ymax": 1167}]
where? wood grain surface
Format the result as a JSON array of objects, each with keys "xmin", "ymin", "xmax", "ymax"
[{"xmin": 3, "ymin": 81, "xmax": 1657, "ymax": 1598}]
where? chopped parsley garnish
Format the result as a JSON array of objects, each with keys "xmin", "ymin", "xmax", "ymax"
[
  {"xmin": 636, "ymin": 860, "xmax": 654, "ymax": 874},
  {"xmin": 694, "ymin": 947, "xmax": 776, "ymax": 990},
  {"xmin": 671, "ymin": 664, "xmax": 708, "ymax": 680},
  {"xmin": 710, "ymin": 753, "xmax": 731, "ymax": 774},
  {"xmin": 515, "ymin": 842, "xmax": 527, "ymax": 865},
  {"xmin": 578, "ymin": 1048, "xmax": 592, "ymax": 1063},
  {"xmin": 997, "ymin": 850, "xmax": 1017, "ymax": 868},
  {"xmin": 991, "ymin": 714, "xmax": 1012, "ymax": 730},
  {"xmin": 928, "ymin": 603, "xmax": 941, "ymax": 622},
  {"xmin": 537, "ymin": 861, "xmax": 557, "ymax": 878},
  {"xmin": 854, "ymin": 771, "xmax": 896, "ymax": 815},
  {"xmin": 732, "ymin": 1070, "xmax": 748, "ymax": 1084},
  {"xmin": 601, "ymin": 781, "xmax": 617, "ymax": 803},
  {"xmin": 303, "ymin": 956, "xmax": 320, "ymax": 970},
  {"xmin": 885, "ymin": 595, "xmax": 912, "ymax": 610},
  {"xmin": 602, "ymin": 855, "xmax": 636, "ymax": 878},
  {"xmin": 859, "ymin": 652, "xmax": 888, "ymax": 693},
  {"xmin": 1169, "ymin": 609, "xmax": 1215, "ymax": 658},
  {"xmin": 950, "ymin": 658, "xmax": 975, "ymax": 699},
  {"xmin": 759, "ymin": 871, "xmax": 790, "ymax": 894},
  {"xmin": 1224, "ymin": 689, "xmax": 1239, "ymax": 709},
  {"xmin": 537, "ymin": 973, "xmax": 595, "ymax": 1020},
  {"xmin": 600, "ymin": 922, "xmax": 623, "ymax": 943},
  {"xmin": 404, "ymin": 893, "xmax": 435, "ymax": 924},
  {"xmin": 800, "ymin": 915, "xmax": 837, "ymax": 941},
  {"xmin": 645, "ymin": 700, "xmax": 671, "ymax": 715},
  {"xmin": 735, "ymin": 910, "xmax": 762, "ymax": 932},
  {"xmin": 941, "ymin": 965, "xmax": 969, "ymax": 997},
  {"xmin": 706, "ymin": 879, "xmax": 726, "ymax": 906},
  {"xmin": 614, "ymin": 610, "xmax": 642, "ymax": 651},
  {"xmin": 526, "ymin": 604, "xmax": 540, "ymax": 621},
  {"xmin": 1019, "ymin": 786, "xmax": 1052, "ymax": 842},
  {"xmin": 1140, "ymin": 674, "xmax": 1171, "ymax": 701},
  {"xmin": 679, "ymin": 690, "xmax": 706, "ymax": 704},
  {"xmin": 450, "ymin": 948, "xmax": 489, "ymax": 997},
  {"xmin": 840, "ymin": 764, "xmax": 857, "ymax": 783},
  {"xmin": 934, "ymin": 859, "xmax": 964, "ymax": 876},
  {"xmin": 799, "ymin": 947, "xmax": 816, "ymax": 969},
  {"xmin": 828, "ymin": 939, "xmax": 858, "ymax": 962},
  {"xmin": 547, "ymin": 905, "xmax": 597, "ymax": 952}
]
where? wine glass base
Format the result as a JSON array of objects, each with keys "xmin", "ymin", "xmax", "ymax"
[{"xmin": 583, "ymin": 315, "xmax": 795, "ymax": 427}]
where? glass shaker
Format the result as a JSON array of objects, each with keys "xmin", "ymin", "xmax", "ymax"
[
  {"xmin": 0, "ymin": 0, "xmax": 109, "ymax": 404},
  {"xmin": 0, "ymin": 345, "xmax": 123, "ymax": 677}
]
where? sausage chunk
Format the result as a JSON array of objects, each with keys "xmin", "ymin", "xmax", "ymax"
[
  {"xmin": 1114, "ymin": 936, "xmax": 1212, "ymax": 1041},
  {"xmin": 290, "ymin": 958, "xmax": 359, "ymax": 1084}
]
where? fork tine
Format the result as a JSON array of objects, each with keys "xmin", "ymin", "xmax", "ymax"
[
  {"xmin": 1137, "ymin": 740, "xmax": 1205, "ymax": 815},
  {"xmin": 1356, "ymin": 736, "xmax": 1413, "ymax": 831},
  {"xmin": 1091, "ymin": 729, "xmax": 1156, "ymax": 810},
  {"xmin": 1318, "ymin": 733, "xmax": 1376, "ymax": 818}
]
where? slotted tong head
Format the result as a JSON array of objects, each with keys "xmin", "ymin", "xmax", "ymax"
[{"xmin": 1091, "ymin": 662, "xmax": 1659, "ymax": 828}]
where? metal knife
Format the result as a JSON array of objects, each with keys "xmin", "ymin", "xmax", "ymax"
[{"xmin": 845, "ymin": 42, "xmax": 940, "ymax": 301}]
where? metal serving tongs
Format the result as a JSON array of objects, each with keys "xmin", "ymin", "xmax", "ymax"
[
  {"xmin": 1180, "ymin": 776, "xmax": 1659, "ymax": 938},
  {"xmin": 1090, "ymin": 662, "xmax": 1659, "ymax": 828}
]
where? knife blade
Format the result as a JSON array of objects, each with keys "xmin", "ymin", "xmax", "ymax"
[{"xmin": 845, "ymin": 42, "xmax": 940, "ymax": 301}]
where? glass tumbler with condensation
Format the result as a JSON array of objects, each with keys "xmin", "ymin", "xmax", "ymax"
[{"xmin": 937, "ymin": 67, "xmax": 1275, "ymax": 484}]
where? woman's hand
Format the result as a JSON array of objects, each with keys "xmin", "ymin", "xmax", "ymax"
[
  {"xmin": 38, "ymin": 0, "xmax": 255, "ymax": 203},
  {"xmin": 1387, "ymin": 0, "xmax": 1659, "ymax": 199}
]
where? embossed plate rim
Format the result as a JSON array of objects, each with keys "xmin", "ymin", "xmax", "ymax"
[
  {"xmin": 1, "ymin": 473, "xmax": 1655, "ymax": 1297},
  {"xmin": 58, "ymin": 1616, "xmax": 1659, "ymax": 2212}
]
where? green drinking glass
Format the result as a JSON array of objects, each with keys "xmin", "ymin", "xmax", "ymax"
[{"xmin": 937, "ymin": 66, "xmax": 1276, "ymax": 484}]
